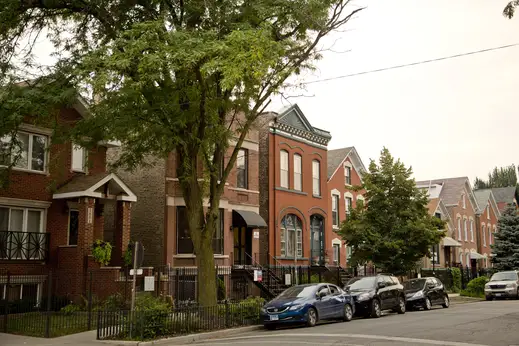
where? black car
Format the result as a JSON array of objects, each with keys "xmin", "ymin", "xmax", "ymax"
[
  {"xmin": 344, "ymin": 274, "xmax": 406, "ymax": 318},
  {"xmin": 404, "ymin": 277, "xmax": 450, "ymax": 310}
]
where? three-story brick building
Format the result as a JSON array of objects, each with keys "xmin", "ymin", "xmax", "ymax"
[{"xmin": 474, "ymin": 189, "xmax": 501, "ymax": 267}]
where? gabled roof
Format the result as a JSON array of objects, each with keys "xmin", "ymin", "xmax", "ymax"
[
  {"xmin": 491, "ymin": 187, "xmax": 517, "ymax": 204},
  {"xmin": 269, "ymin": 104, "xmax": 332, "ymax": 147},
  {"xmin": 326, "ymin": 146, "xmax": 367, "ymax": 181},
  {"xmin": 474, "ymin": 189, "xmax": 502, "ymax": 217},
  {"xmin": 416, "ymin": 177, "xmax": 479, "ymax": 212}
]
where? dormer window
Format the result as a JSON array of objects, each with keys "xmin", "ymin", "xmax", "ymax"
[{"xmin": 344, "ymin": 165, "xmax": 351, "ymax": 185}]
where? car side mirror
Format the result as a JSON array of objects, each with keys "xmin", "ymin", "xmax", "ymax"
[
  {"xmin": 377, "ymin": 282, "xmax": 386, "ymax": 289},
  {"xmin": 427, "ymin": 284, "xmax": 435, "ymax": 289}
]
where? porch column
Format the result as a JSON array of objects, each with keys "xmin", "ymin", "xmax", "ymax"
[
  {"xmin": 113, "ymin": 200, "xmax": 132, "ymax": 266},
  {"xmin": 76, "ymin": 197, "xmax": 96, "ymax": 299}
]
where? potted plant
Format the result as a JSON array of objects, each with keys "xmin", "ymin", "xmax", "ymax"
[{"xmin": 91, "ymin": 239, "xmax": 112, "ymax": 266}]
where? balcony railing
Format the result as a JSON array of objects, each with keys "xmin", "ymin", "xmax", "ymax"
[{"xmin": 0, "ymin": 231, "xmax": 50, "ymax": 261}]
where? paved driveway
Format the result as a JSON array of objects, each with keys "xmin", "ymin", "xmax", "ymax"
[{"xmin": 191, "ymin": 300, "xmax": 519, "ymax": 346}]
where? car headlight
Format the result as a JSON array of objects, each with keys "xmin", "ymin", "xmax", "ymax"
[
  {"xmin": 261, "ymin": 307, "xmax": 267, "ymax": 313},
  {"xmin": 289, "ymin": 304, "xmax": 304, "ymax": 311},
  {"xmin": 506, "ymin": 284, "xmax": 516, "ymax": 288},
  {"xmin": 357, "ymin": 293, "xmax": 370, "ymax": 302},
  {"xmin": 412, "ymin": 291, "xmax": 424, "ymax": 299}
]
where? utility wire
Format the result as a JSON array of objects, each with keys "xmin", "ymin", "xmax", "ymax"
[{"xmin": 300, "ymin": 43, "xmax": 519, "ymax": 85}]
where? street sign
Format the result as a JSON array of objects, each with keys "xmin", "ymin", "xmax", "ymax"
[
  {"xmin": 129, "ymin": 269, "xmax": 143, "ymax": 275},
  {"xmin": 285, "ymin": 273, "xmax": 292, "ymax": 285}
]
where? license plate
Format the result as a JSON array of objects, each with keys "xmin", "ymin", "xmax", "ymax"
[
  {"xmin": 270, "ymin": 315, "xmax": 279, "ymax": 321},
  {"xmin": 495, "ymin": 293, "xmax": 502, "ymax": 297}
]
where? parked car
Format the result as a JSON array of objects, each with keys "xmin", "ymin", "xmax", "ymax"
[
  {"xmin": 261, "ymin": 283, "xmax": 355, "ymax": 330},
  {"xmin": 404, "ymin": 277, "xmax": 450, "ymax": 310},
  {"xmin": 344, "ymin": 274, "xmax": 406, "ymax": 318},
  {"xmin": 484, "ymin": 270, "xmax": 519, "ymax": 300}
]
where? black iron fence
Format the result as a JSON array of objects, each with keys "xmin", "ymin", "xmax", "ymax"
[
  {"xmin": 420, "ymin": 266, "xmax": 498, "ymax": 291},
  {"xmin": 96, "ymin": 299, "xmax": 263, "ymax": 341}
]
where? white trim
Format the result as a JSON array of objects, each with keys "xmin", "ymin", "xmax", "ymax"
[
  {"xmin": 330, "ymin": 188, "xmax": 340, "ymax": 197},
  {"xmin": 97, "ymin": 140, "xmax": 121, "ymax": 148},
  {"xmin": 53, "ymin": 191, "xmax": 104, "ymax": 199},
  {"xmin": 229, "ymin": 138, "xmax": 259, "ymax": 151},
  {"xmin": 327, "ymin": 147, "xmax": 367, "ymax": 182},
  {"xmin": 270, "ymin": 128, "xmax": 328, "ymax": 149},
  {"xmin": 19, "ymin": 123, "xmax": 53, "ymax": 136},
  {"xmin": 356, "ymin": 195, "xmax": 365, "ymax": 201},
  {"xmin": 343, "ymin": 161, "xmax": 352, "ymax": 168},
  {"xmin": 0, "ymin": 197, "xmax": 51, "ymax": 209},
  {"xmin": 166, "ymin": 196, "xmax": 260, "ymax": 213},
  {"xmin": 172, "ymin": 254, "xmax": 230, "ymax": 259},
  {"xmin": 344, "ymin": 192, "xmax": 353, "ymax": 199},
  {"xmin": 228, "ymin": 187, "xmax": 260, "ymax": 194},
  {"xmin": 52, "ymin": 173, "xmax": 137, "ymax": 202},
  {"xmin": 332, "ymin": 238, "xmax": 342, "ymax": 245}
]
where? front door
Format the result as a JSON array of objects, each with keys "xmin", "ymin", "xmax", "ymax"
[
  {"xmin": 310, "ymin": 215, "xmax": 324, "ymax": 265},
  {"xmin": 233, "ymin": 227, "xmax": 252, "ymax": 265}
]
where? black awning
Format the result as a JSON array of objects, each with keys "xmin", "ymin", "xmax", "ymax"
[{"xmin": 232, "ymin": 210, "xmax": 267, "ymax": 229}]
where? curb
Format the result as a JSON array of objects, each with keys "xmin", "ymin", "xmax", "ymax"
[{"xmin": 98, "ymin": 325, "xmax": 263, "ymax": 346}]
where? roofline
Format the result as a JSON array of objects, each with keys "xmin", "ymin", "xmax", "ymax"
[
  {"xmin": 327, "ymin": 147, "xmax": 367, "ymax": 183},
  {"xmin": 53, "ymin": 173, "xmax": 137, "ymax": 202}
]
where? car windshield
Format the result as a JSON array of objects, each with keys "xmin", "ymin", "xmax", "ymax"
[
  {"xmin": 276, "ymin": 285, "xmax": 316, "ymax": 299},
  {"xmin": 490, "ymin": 272, "xmax": 518, "ymax": 282},
  {"xmin": 404, "ymin": 279, "xmax": 426, "ymax": 290},
  {"xmin": 347, "ymin": 276, "xmax": 376, "ymax": 290}
]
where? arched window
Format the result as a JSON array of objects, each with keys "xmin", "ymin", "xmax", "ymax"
[
  {"xmin": 280, "ymin": 214, "xmax": 302, "ymax": 258},
  {"xmin": 482, "ymin": 225, "xmax": 487, "ymax": 247},
  {"xmin": 280, "ymin": 150, "xmax": 289, "ymax": 188},
  {"xmin": 470, "ymin": 220, "xmax": 474, "ymax": 242},
  {"xmin": 293, "ymin": 154, "xmax": 302, "ymax": 191},
  {"xmin": 310, "ymin": 214, "xmax": 325, "ymax": 265},
  {"xmin": 463, "ymin": 219, "xmax": 468, "ymax": 241},
  {"xmin": 312, "ymin": 160, "xmax": 321, "ymax": 196},
  {"xmin": 457, "ymin": 217, "xmax": 462, "ymax": 240}
]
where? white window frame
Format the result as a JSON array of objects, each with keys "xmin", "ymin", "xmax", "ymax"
[
  {"xmin": 280, "ymin": 150, "xmax": 289, "ymax": 189},
  {"xmin": 487, "ymin": 223, "xmax": 492, "ymax": 246},
  {"xmin": 293, "ymin": 154, "xmax": 302, "ymax": 191},
  {"xmin": 457, "ymin": 217, "xmax": 462, "ymax": 240},
  {"xmin": 470, "ymin": 219, "xmax": 474, "ymax": 242},
  {"xmin": 344, "ymin": 163, "xmax": 352, "ymax": 186},
  {"xmin": 312, "ymin": 160, "xmax": 320, "ymax": 196},
  {"xmin": 280, "ymin": 214, "xmax": 302, "ymax": 258},
  {"xmin": 1, "ymin": 132, "xmax": 48, "ymax": 173},
  {"xmin": 482, "ymin": 224, "xmax": 487, "ymax": 247},
  {"xmin": 0, "ymin": 206, "xmax": 44, "ymax": 260},
  {"xmin": 344, "ymin": 193, "xmax": 353, "ymax": 217},
  {"xmin": 71, "ymin": 144, "xmax": 87, "ymax": 173},
  {"xmin": 333, "ymin": 243, "xmax": 340, "ymax": 264},
  {"xmin": 332, "ymin": 194, "xmax": 339, "ymax": 228},
  {"xmin": 487, "ymin": 205, "xmax": 490, "ymax": 220},
  {"xmin": 1, "ymin": 283, "xmax": 42, "ymax": 306},
  {"xmin": 462, "ymin": 194, "xmax": 466, "ymax": 209},
  {"xmin": 463, "ymin": 218, "xmax": 468, "ymax": 241}
]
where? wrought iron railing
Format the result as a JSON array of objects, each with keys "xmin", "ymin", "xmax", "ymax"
[{"xmin": 0, "ymin": 231, "xmax": 50, "ymax": 261}]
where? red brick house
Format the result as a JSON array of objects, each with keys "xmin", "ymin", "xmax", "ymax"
[
  {"xmin": 258, "ymin": 104, "xmax": 331, "ymax": 266},
  {"xmin": 326, "ymin": 147, "xmax": 366, "ymax": 267},
  {"xmin": 0, "ymin": 98, "xmax": 136, "ymax": 303},
  {"xmin": 490, "ymin": 187, "xmax": 518, "ymax": 214},
  {"xmin": 474, "ymin": 189, "xmax": 501, "ymax": 267},
  {"xmin": 416, "ymin": 177, "xmax": 483, "ymax": 269}
]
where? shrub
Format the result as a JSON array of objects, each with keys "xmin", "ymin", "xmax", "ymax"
[
  {"xmin": 131, "ymin": 293, "xmax": 173, "ymax": 339},
  {"xmin": 61, "ymin": 303, "xmax": 82, "ymax": 315},
  {"xmin": 450, "ymin": 267, "xmax": 461, "ymax": 293},
  {"xmin": 461, "ymin": 276, "xmax": 489, "ymax": 298},
  {"xmin": 103, "ymin": 293, "xmax": 127, "ymax": 311},
  {"xmin": 92, "ymin": 239, "xmax": 112, "ymax": 265}
]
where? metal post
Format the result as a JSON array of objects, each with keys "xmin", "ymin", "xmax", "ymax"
[
  {"xmin": 87, "ymin": 271, "xmax": 93, "ymax": 330},
  {"xmin": 45, "ymin": 270, "xmax": 52, "ymax": 338},
  {"xmin": 130, "ymin": 241, "xmax": 139, "ymax": 312},
  {"xmin": 3, "ymin": 271, "xmax": 10, "ymax": 333}
]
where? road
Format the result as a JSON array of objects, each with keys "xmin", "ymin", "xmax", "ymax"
[{"xmin": 189, "ymin": 300, "xmax": 519, "ymax": 346}]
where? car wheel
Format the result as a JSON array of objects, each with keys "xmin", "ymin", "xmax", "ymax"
[
  {"xmin": 371, "ymin": 299, "xmax": 382, "ymax": 318},
  {"xmin": 396, "ymin": 296, "xmax": 406, "ymax": 314},
  {"xmin": 424, "ymin": 297, "xmax": 432, "ymax": 311},
  {"xmin": 265, "ymin": 324, "xmax": 276, "ymax": 330},
  {"xmin": 485, "ymin": 296, "xmax": 493, "ymax": 301},
  {"xmin": 442, "ymin": 295, "xmax": 450, "ymax": 308},
  {"xmin": 343, "ymin": 304, "xmax": 353, "ymax": 322},
  {"xmin": 306, "ymin": 307, "xmax": 318, "ymax": 327}
]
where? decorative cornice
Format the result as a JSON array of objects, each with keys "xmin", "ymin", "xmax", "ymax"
[{"xmin": 271, "ymin": 122, "xmax": 331, "ymax": 146}]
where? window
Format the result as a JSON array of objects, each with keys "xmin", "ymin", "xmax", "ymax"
[
  {"xmin": 280, "ymin": 150, "xmax": 289, "ymax": 188},
  {"xmin": 236, "ymin": 149, "xmax": 248, "ymax": 189},
  {"xmin": 68, "ymin": 210, "xmax": 79, "ymax": 246},
  {"xmin": 457, "ymin": 217, "xmax": 461, "ymax": 239},
  {"xmin": 344, "ymin": 165, "xmax": 351, "ymax": 185},
  {"xmin": 470, "ymin": 220, "xmax": 474, "ymax": 242},
  {"xmin": 332, "ymin": 194, "xmax": 339, "ymax": 227},
  {"xmin": 329, "ymin": 284, "xmax": 340, "ymax": 295},
  {"xmin": 462, "ymin": 194, "xmax": 466, "ymax": 209},
  {"xmin": 463, "ymin": 219, "xmax": 468, "ymax": 241},
  {"xmin": 466, "ymin": 253, "xmax": 471, "ymax": 267},
  {"xmin": 346, "ymin": 246, "xmax": 352, "ymax": 261},
  {"xmin": 333, "ymin": 244, "xmax": 340, "ymax": 264},
  {"xmin": 0, "ymin": 132, "xmax": 47, "ymax": 172},
  {"xmin": 72, "ymin": 144, "xmax": 87, "ymax": 172},
  {"xmin": 312, "ymin": 160, "xmax": 320, "ymax": 196},
  {"xmin": 430, "ymin": 243, "xmax": 439, "ymax": 263},
  {"xmin": 0, "ymin": 207, "xmax": 44, "ymax": 260},
  {"xmin": 176, "ymin": 206, "xmax": 193, "ymax": 254},
  {"xmin": 1, "ymin": 283, "xmax": 39, "ymax": 303},
  {"xmin": 293, "ymin": 154, "xmax": 302, "ymax": 191},
  {"xmin": 212, "ymin": 209, "xmax": 224, "ymax": 254},
  {"xmin": 487, "ymin": 205, "xmax": 490, "ymax": 219},
  {"xmin": 482, "ymin": 225, "xmax": 487, "ymax": 247},
  {"xmin": 459, "ymin": 252, "xmax": 463, "ymax": 266},
  {"xmin": 345, "ymin": 197, "xmax": 353, "ymax": 216},
  {"xmin": 280, "ymin": 214, "xmax": 302, "ymax": 258}
]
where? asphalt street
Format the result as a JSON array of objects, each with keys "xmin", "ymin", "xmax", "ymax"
[{"xmin": 189, "ymin": 300, "xmax": 519, "ymax": 346}]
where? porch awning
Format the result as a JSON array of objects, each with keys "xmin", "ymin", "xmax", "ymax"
[
  {"xmin": 53, "ymin": 172, "xmax": 137, "ymax": 202},
  {"xmin": 442, "ymin": 237, "xmax": 462, "ymax": 247},
  {"xmin": 470, "ymin": 252, "xmax": 485, "ymax": 260},
  {"xmin": 232, "ymin": 210, "xmax": 267, "ymax": 229}
]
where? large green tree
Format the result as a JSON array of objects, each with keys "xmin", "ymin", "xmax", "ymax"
[
  {"xmin": 491, "ymin": 205, "xmax": 519, "ymax": 270},
  {"xmin": 0, "ymin": 0, "xmax": 362, "ymax": 306},
  {"xmin": 504, "ymin": 1, "xmax": 519, "ymax": 18},
  {"xmin": 474, "ymin": 165, "xmax": 517, "ymax": 190},
  {"xmin": 338, "ymin": 148, "xmax": 445, "ymax": 275}
]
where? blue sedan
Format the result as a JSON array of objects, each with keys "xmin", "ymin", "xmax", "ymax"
[{"xmin": 261, "ymin": 283, "xmax": 355, "ymax": 330}]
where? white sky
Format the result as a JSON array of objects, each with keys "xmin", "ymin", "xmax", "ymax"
[{"xmin": 269, "ymin": 0, "xmax": 519, "ymax": 184}]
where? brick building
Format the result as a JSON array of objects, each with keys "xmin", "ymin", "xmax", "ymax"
[
  {"xmin": 490, "ymin": 187, "xmax": 518, "ymax": 213},
  {"xmin": 258, "ymin": 104, "xmax": 331, "ymax": 266},
  {"xmin": 474, "ymin": 189, "xmax": 501, "ymax": 267},
  {"xmin": 0, "ymin": 98, "xmax": 136, "ymax": 303},
  {"xmin": 326, "ymin": 147, "xmax": 366, "ymax": 267},
  {"xmin": 417, "ymin": 177, "xmax": 484, "ymax": 269}
]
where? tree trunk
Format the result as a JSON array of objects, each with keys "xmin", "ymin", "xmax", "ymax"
[{"xmin": 195, "ymin": 233, "xmax": 217, "ymax": 307}]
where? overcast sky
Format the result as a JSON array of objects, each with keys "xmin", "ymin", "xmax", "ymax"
[{"xmin": 269, "ymin": 0, "xmax": 519, "ymax": 184}]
